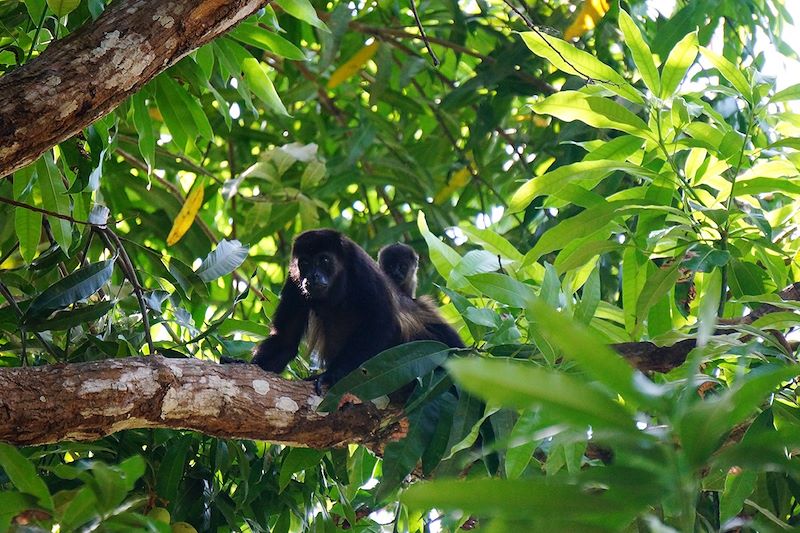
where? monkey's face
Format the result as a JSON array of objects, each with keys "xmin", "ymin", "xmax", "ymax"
[
  {"xmin": 379, "ymin": 246, "xmax": 418, "ymax": 287},
  {"xmin": 294, "ymin": 252, "xmax": 342, "ymax": 301}
]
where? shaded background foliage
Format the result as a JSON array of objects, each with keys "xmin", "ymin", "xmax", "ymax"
[{"xmin": 1, "ymin": 0, "xmax": 800, "ymax": 530}]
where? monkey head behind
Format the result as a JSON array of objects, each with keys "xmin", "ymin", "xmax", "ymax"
[{"xmin": 378, "ymin": 243, "xmax": 419, "ymax": 299}]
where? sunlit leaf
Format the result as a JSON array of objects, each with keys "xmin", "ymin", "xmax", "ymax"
[
  {"xmin": 275, "ymin": 0, "xmax": 329, "ymax": 31},
  {"xmin": 618, "ymin": 10, "xmax": 659, "ymax": 95},
  {"xmin": 241, "ymin": 58, "xmax": 290, "ymax": 117},
  {"xmin": 521, "ymin": 31, "xmax": 643, "ymax": 103},
  {"xmin": 195, "ymin": 239, "xmax": 249, "ymax": 282},
  {"xmin": 532, "ymin": 91, "xmax": 654, "ymax": 140}
]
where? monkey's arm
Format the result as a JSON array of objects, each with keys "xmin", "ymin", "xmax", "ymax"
[{"xmin": 251, "ymin": 278, "xmax": 309, "ymax": 373}]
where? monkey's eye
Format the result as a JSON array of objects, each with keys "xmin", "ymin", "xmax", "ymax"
[
  {"xmin": 298, "ymin": 258, "xmax": 310, "ymax": 271},
  {"xmin": 318, "ymin": 255, "xmax": 332, "ymax": 267}
]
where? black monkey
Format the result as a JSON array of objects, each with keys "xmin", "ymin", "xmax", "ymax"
[
  {"xmin": 379, "ymin": 242, "xmax": 465, "ymax": 350},
  {"xmin": 248, "ymin": 229, "xmax": 462, "ymax": 389},
  {"xmin": 378, "ymin": 243, "xmax": 419, "ymax": 298}
]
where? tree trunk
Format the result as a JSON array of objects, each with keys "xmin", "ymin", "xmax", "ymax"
[
  {"xmin": 0, "ymin": 356, "xmax": 404, "ymax": 448},
  {"xmin": 0, "ymin": 0, "xmax": 270, "ymax": 177}
]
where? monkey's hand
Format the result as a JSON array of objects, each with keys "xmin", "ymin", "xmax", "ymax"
[
  {"xmin": 304, "ymin": 372, "xmax": 331, "ymax": 396},
  {"xmin": 219, "ymin": 356, "xmax": 249, "ymax": 364}
]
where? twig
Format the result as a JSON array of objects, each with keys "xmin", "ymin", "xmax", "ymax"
[
  {"xmin": 0, "ymin": 195, "xmax": 100, "ymax": 227},
  {"xmin": 114, "ymin": 148, "xmax": 267, "ymax": 301},
  {"xmin": 96, "ymin": 228, "xmax": 155, "ymax": 355},
  {"xmin": 0, "ymin": 281, "xmax": 63, "ymax": 363},
  {"xmin": 500, "ymin": 0, "xmax": 595, "ymax": 85},
  {"xmin": 407, "ymin": 0, "xmax": 439, "ymax": 66},
  {"xmin": 0, "ymin": 242, "xmax": 20, "ymax": 267}
]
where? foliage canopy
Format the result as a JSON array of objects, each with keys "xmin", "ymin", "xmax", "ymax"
[{"xmin": 1, "ymin": 0, "xmax": 800, "ymax": 530}]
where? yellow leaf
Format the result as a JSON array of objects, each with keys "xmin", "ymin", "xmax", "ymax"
[
  {"xmin": 564, "ymin": 0, "xmax": 610, "ymax": 40},
  {"xmin": 167, "ymin": 185, "xmax": 204, "ymax": 246},
  {"xmin": 434, "ymin": 167, "xmax": 471, "ymax": 205},
  {"xmin": 327, "ymin": 42, "xmax": 380, "ymax": 89}
]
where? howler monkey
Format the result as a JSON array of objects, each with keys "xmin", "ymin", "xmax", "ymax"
[
  {"xmin": 248, "ymin": 229, "xmax": 463, "ymax": 389},
  {"xmin": 379, "ymin": 242, "xmax": 464, "ymax": 349},
  {"xmin": 378, "ymin": 243, "xmax": 419, "ymax": 299}
]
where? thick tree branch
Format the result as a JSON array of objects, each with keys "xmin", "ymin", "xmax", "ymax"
[
  {"xmin": 0, "ymin": 356, "xmax": 404, "ymax": 448},
  {"xmin": 613, "ymin": 282, "xmax": 800, "ymax": 372},
  {"xmin": 0, "ymin": 0, "xmax": 271, "ymax": 177}
]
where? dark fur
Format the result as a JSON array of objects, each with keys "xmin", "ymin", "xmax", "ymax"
[
  {"xmin": 250, "ymin": 229, "xmax": 463, "ymax": 388},
  {"xmin": 378, "ymin": 243, "xmax": 419, "ymax": 298}
]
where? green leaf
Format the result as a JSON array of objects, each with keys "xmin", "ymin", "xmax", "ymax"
[
  {"xmin": 36, "ymin": 154, "xmax": 72, "ymax": 254},
  {"xmin": 230, "ymin": 23, "xmax": 306, "ymax": 60},
  {"xmin": 0, "ymin": 492, "xmax": 37, "ymax": 532},
  {"xmin": 379, "ymin": 400, "xmax": 442, "ymax": 499},
  {"xmin": 527, "ymin": 299, "xmax": 656, "ymax": 406},
  {"xmin": 750, "ymin": 311, "xmax": 800, "ymax": 330},
  {"xmin": 618, "ymin": 10, "xmax": 660, "ymax": 95},
  {"xmin": 0, "ymin": 443, "xmax": 54, "ymax": 510},
  {"xmin": 446, "ymin": 358, "xmax": 636, "ymax": 431},
  {"xmin": 525, "ymin": 200, "xmax": 626, "ymax": 263},
  {"xmin": 26, "ymin": 259, "xmax": 114, "ymax": 319},
  {"xmin": 520, "ymin": 31, "xmax": 643, "ymax": 104},
  {"xmin": 241, "ymin": 58, "xmax": 290, "ymax": 117},
  {"xmin": 46, "ymin": 0, "xmax": 80, "ymax": 16},
  {"xmin": 131, "ymin": 92, "xmax": 155, "ymax": 173},
  {"xmin": 772, "ymin": 83, "xmax": 800, "ymax": 103},
  {"xmin": 402, "ymin": 468, "xmax": 659, "ymax": 528},
  {"xmin": 697, "ymin": 269, "xmax": 721, "ymax": 346},
  {"xmin": 154, "ymin": 76, "xmax": 194, "ymax": 153},
  {"xmin": 467, "ymin": 273, "xmax": 537, "ymax": 308},
  {"xmin": 28, "ymin": 299, "xmax": 116, "ymax": 332},
  {"xmin": 195, "ymin": 239, "xmax": 249, "ymax": 282},
  {"xmin": 678, "ymin": 365, "xmax": 799, "ymax": 466},
  {"xmin": 59, "ymin": 487, "xmax": 97, "ymax": 532},
  {"xmin": 635, "ymin": 261, "xmax": 680, "ymax": 328},
  {"xmin": 699, "ymin": 46, "xmax": 752, "ymax": 102},
  {"xmin": 682, "ymin": 244, "xmax": 730, "ymax": 273},
  {"xmin": 509, "ymin": 160, "xmax": 656, "ymax": 213},
  {"xmin": 443, "ymin": 404, "xmax": 499, "ymax": 461},
  {"xmin": 279, "ymin": 448, "xmax": 325, "ymax": 491},
  {"xmin": 275, "ymin": 0, "xmax": 329, "ymax": 31},
  {"xmin": 555, "ymin": 240, "xmax": 620, "ymax": 275},
  {"xmin": 729, "ymin": 260, "xmax": 766, "ymax": 298},
  {"xmin": 319, "ymin": 341, "xmax": 451, "ymax": 411},
  {"xmin": 659, "ymin": 31, "xmax": 698, "ymax": 99},
  {"xmin": 532, "ymin": 91, "xmax": 653, "ymax": 140},
  {"xmin": 720, "ymin": 468, "xmax": 757, "ymax": 523},
  {"xmin": 155, "ymin": 437, "xmax": 191, "ymax": 508},
  {"xmin": 458, "ymin": 226, "xmax": 523, "ymax": 262},
  {"xmin": 117, "ymin": 455, "xmax": 146, "ymax": 491},
  {"xmin": 418, "ymin": 211, "xmax": 464, "ymax": 286},
  {"xmin": 574, "ymin": 266, "xmax": 600, "ymax": 324},
  {"xmin": 13, "ymin": 165, "xmax": 41, "ymax": 264},
  {"xmin": 504, "ymin": 410, "xmax": 540, "ymax": 479}
]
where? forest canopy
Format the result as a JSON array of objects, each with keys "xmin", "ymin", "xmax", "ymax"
[{"xmin": 1, "ymin": 0, "xmax": 800, "ymax": 531}]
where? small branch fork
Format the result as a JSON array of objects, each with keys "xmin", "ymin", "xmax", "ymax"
[
  {"xmin": 0, "ymin": 199, "xmax": 156, "ymax": 356},
  {"xmin": 408, "ymin": 0, "xmax": 439, "ymax": 66}
]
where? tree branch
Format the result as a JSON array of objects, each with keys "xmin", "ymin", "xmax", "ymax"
[
  {"xmin": 0, "ymin": 0, "xmax": 272, "ymax": 177},
  {"xmin": 0, "ymin": 356, "xmax": 404, "ymax": 448}
]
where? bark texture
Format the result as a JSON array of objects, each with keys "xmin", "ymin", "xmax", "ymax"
[
  {"xmin": 0, "ymin": 356, "xmax": 404, "ymax": 447},
  {"xmin": 0, "ymin": 0, "xmax": 270, "ymax": 177}
]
